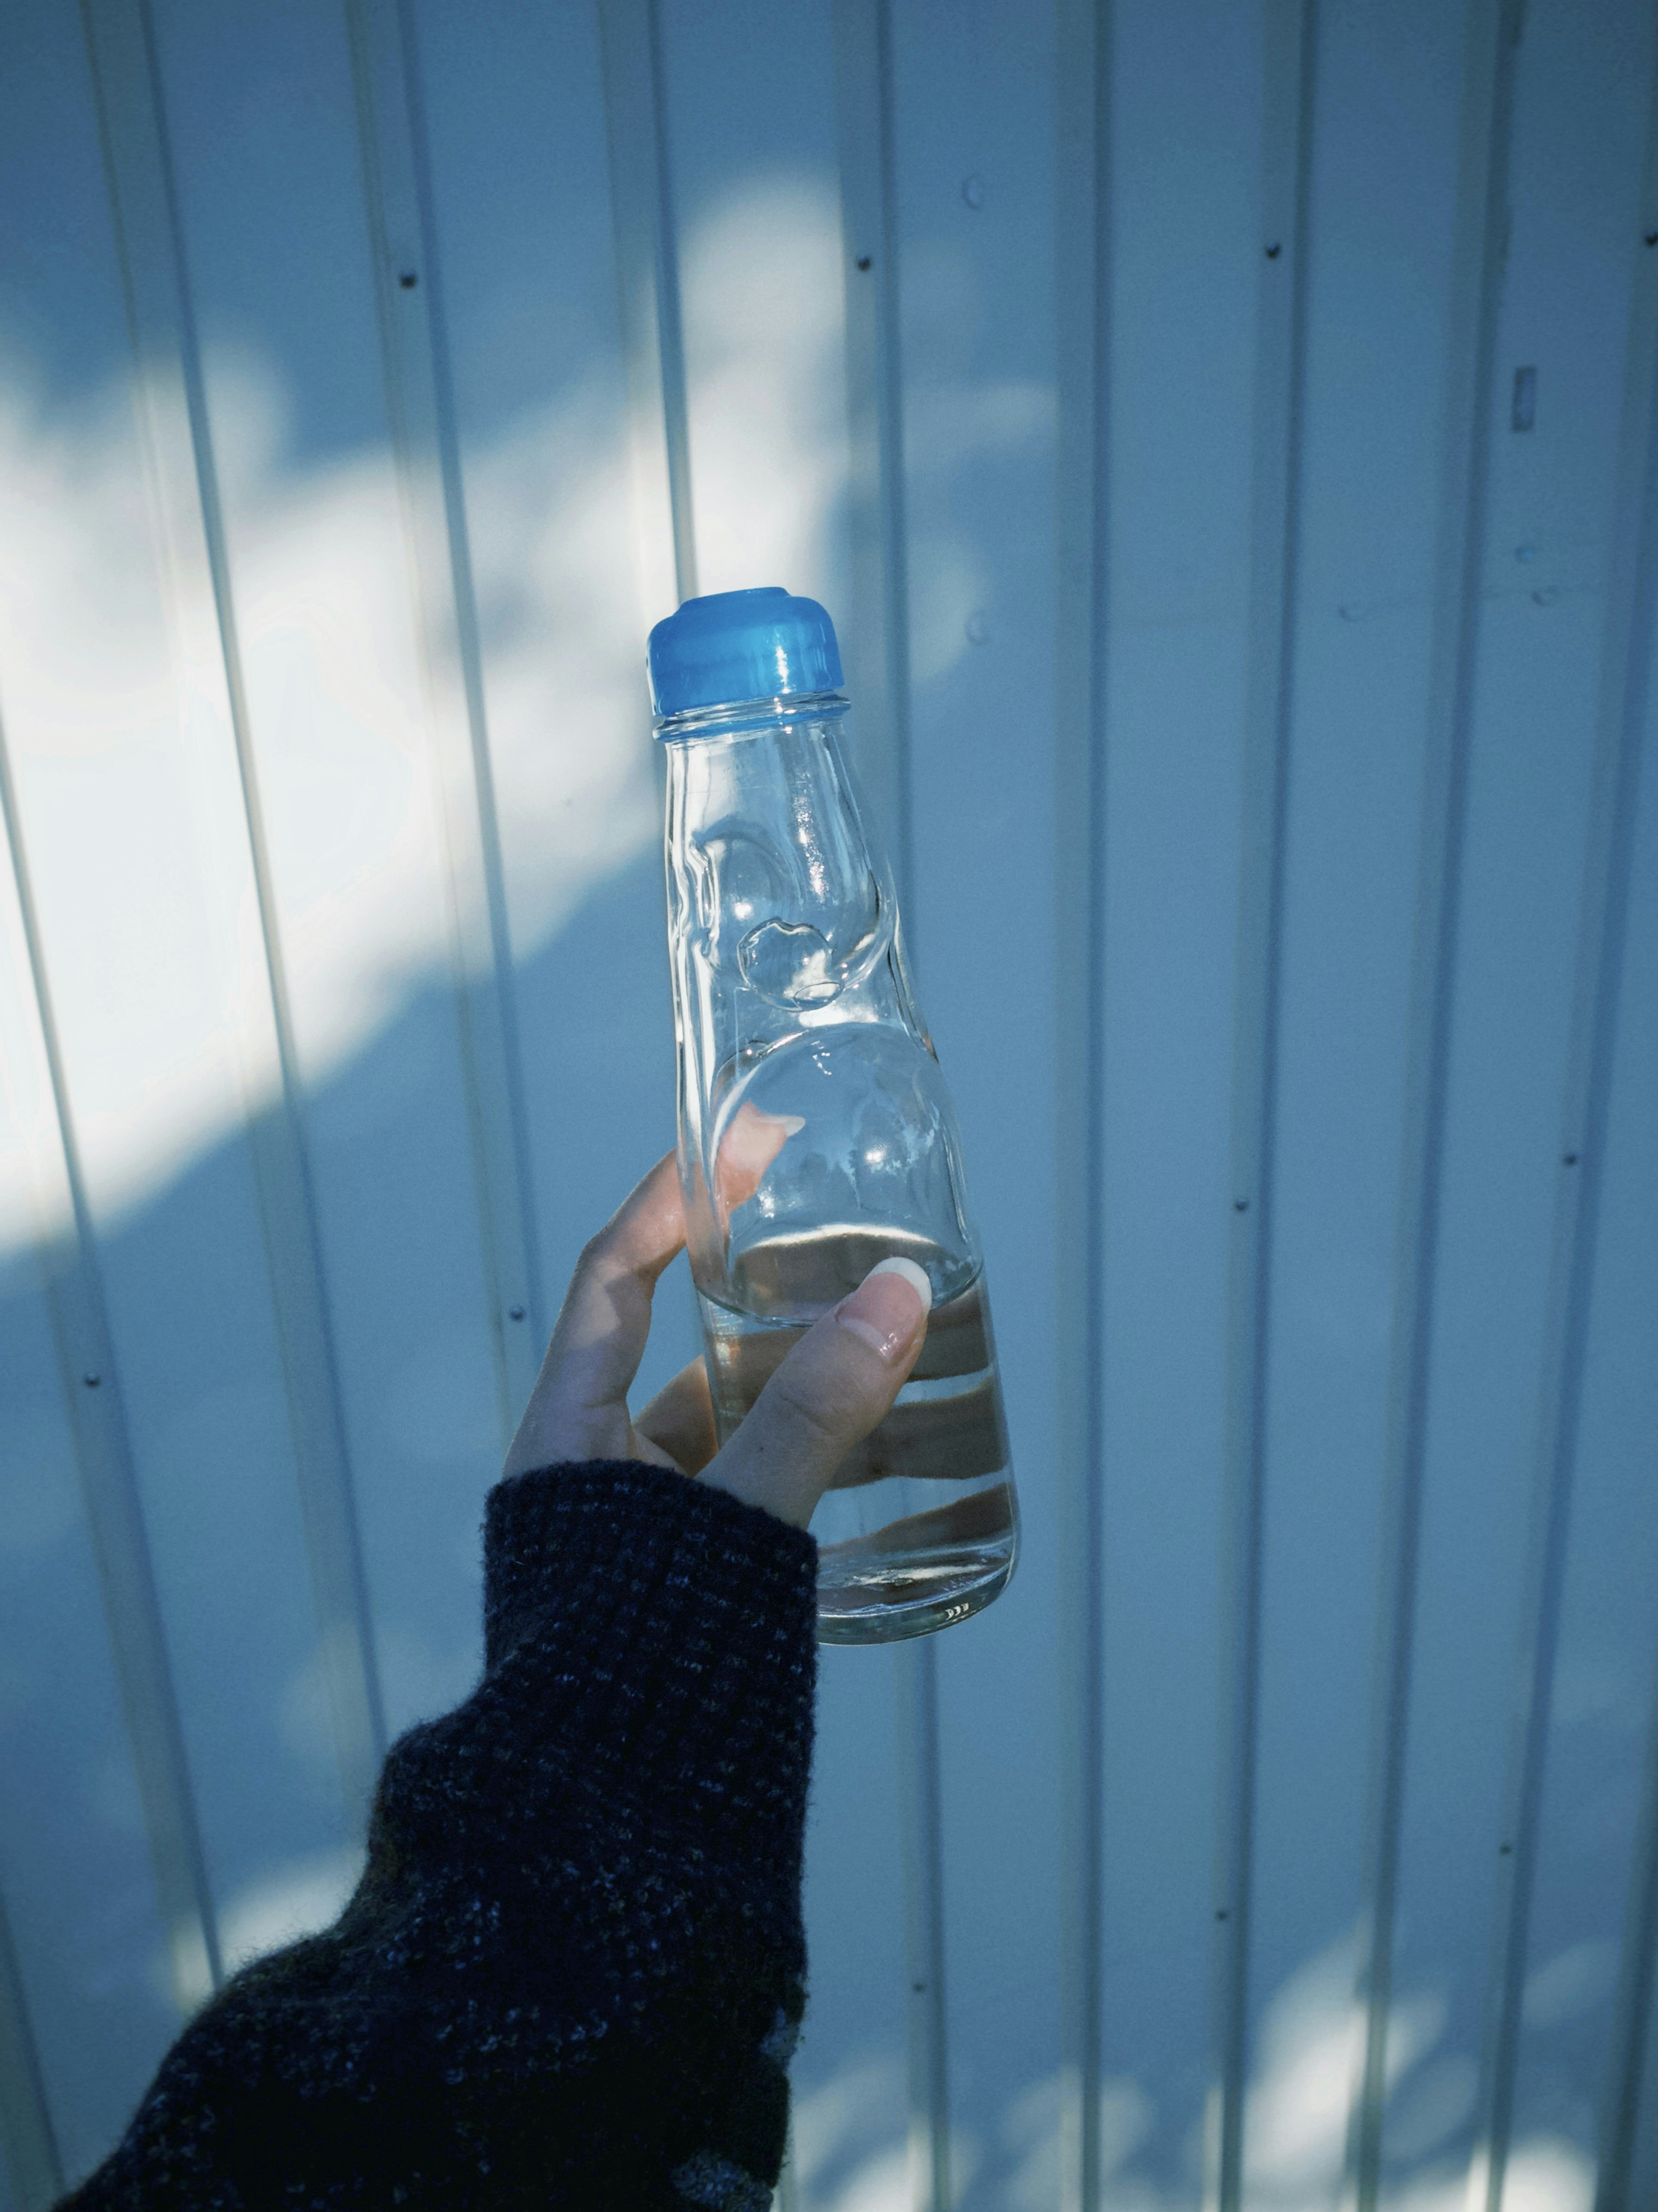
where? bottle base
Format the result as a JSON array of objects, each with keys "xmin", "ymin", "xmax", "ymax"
[{"xmin": 815, "ymin": 1538, "xmax": 1015, "ymax": 1644}]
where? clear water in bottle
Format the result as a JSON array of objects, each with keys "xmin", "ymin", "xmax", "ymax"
[
  {"xmin": 700, "ymin": 1228, "xmax": 1016, "ymax": 1640},
  {"xmin": 649, "ymin": 586, "xmax": 1020, "ymax": 1642}
]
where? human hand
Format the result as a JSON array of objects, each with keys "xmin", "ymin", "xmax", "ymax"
[{"xmin": 502, "ymin": 1148, "xmax": 931, "ymax": 1530}]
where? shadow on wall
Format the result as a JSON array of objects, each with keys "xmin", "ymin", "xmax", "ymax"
[
  {"xmin": 0, "ymin": 164, "xmax": 1054, "ymax": 2184},
  {"xmin": 0, "ymin": 845, "xmax": 688, "ymax": 2166}
]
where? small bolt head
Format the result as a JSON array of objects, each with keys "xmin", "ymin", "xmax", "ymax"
[
  {"xmin": 1265, "ymin": 241, "xmax": 1282, "ymax": 259},
  {"xmin": 399, "ymin": 270, "xmax": 419, "ymax": 289},
  {"xmin": 509, "ymin": 1305, "xmax": 526, "ymax": 1321},
  {"xmin": 855, "ymin": 254, "xmax": 872, "ymax": 272},
  {"xmin": 82, "ymin": 1372, "xmax": 101, "ymax": 1388}
]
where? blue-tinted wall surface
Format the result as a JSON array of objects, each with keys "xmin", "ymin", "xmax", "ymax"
[{"xmin": 1, "ymin": 3, "xmax": 1657, "ymax": 2209}]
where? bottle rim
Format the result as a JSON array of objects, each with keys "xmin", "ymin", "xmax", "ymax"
[{"xmin": 653, "ymin": 688, "xmax": 850, "ymax": 742}]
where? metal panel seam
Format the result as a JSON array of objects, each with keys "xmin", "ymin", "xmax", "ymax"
[
  {"xmin": 342, "ymin": 0, "xmax": 544, "ymax": 1434},
  {"xmin": 895, "ymin": 1635, "xmax": 951, "ymax": 2212},
  {"xmin": 83, "ymin": 0, "xmax": 389, "ymax": 1822},
  {"xmin": 595, "ymin": 0, "xmax": 698, "ymax": 615},
  {"xmin": 1346, "ymin": 5, "xmax": 1522, "ymax": 2206},
  {"xmin": 1206, "ymin": 6, "xmax": 1317, "ymax": 2208},
  {"xmin": 0, "ymin": 694, "xmax": 220, "ymax": 2004},
  {"xmin": 0, "ymin": 1837, "xmax": 63, "ymax": 2206},
  {"xmin": 862, "ymin": 0, "xmax": 914, "ymax": 906},
  {"xmin": 1051, "ymin": 2, "xmax": 1109, "ymax": 2206},
  {"xmin": 640, "ymin": 0, "xmax": 698, "ymax": 608},
  {"xmin": 832, "ymin": 0, "xmax": 915, "ymax": 892},
  {"xmin": 831, "ymin": 6, "xmax": 945, "ymax": 2206},
  {"xmin": 1600, "ymin": 1556, "xmax": 1658, "ymax": 2212},
  {"xmin": 394, "ymin": 0, "xmax": 547, "ymax": 1366},
  {"xmin": 1573, "ymin": 45, "xmax": 1658, "ymax": 2212}
]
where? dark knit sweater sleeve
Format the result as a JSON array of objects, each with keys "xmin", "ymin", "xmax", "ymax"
[{"xmin": 60, "ymin": 1462, "xmax": 818, "ymax": 2212}]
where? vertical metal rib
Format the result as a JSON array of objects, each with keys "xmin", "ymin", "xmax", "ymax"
[
  {"xmin": 0, "ymin": 708, "xmax": 220, "ymax": 2008},
  {"xmin": 0, "ymin": 1872, "xmax": 63, "ymax": 2207},
  {"xmin": 1601, "ymin": 1625, "xmax": 1658, "ymax": 2212},
  {"xmin": 1479, "ymin": 144, "xmax": 1658, "ymax": 2212},
  {"xmin": 1206, "ymin": 9, "xmax": 1316, "ymax": 2209},
  {"xmin": 894, "ymin": 1639, "xmax": 951, "ymax": 2212},
  {"xmin": 832, "ymin": 0, "xmax": 914, "ymax": 896},
  {"xmin": 1052, "ymin": 3, "xmax": 1110, "ymax": 2205},
  {"xmin": 343, "ymin": 0, "xmax": 544, "ymax": 1435},
  {"xmin": 1347, "ymin": 6, "xmax": 1521, "ymax": 2206},
  {"xmin": 82, "ymin": 0, "xmax": 386, "ymax": 1822},
  {"xmin": 394, "ymin": 0, "xmax": 547, "ymax": 1373},
  {"xmin": 1560, "ymin": 49, "xmax": 1658, "ymax": 2212},
  {"xmin": 596, "ymin": 0, "xmax": 699, "ymax": 615},
  {"xmin": 641, "ymin": 0, "xmax": 697, "ymax": 608},
  {"xmin": 830, "ymin": 9, "xmax": 944, "ymax": 2206}
]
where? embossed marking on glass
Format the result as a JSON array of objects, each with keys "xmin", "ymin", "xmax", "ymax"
[{"xmin": 649, "ymin": 586, "xmax": 1019, "ymax": 1642}]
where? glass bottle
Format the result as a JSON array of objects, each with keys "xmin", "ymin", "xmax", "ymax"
[{"xmin": 650, "ymin": 586, "xmax": 1019, "ymax": 1642}]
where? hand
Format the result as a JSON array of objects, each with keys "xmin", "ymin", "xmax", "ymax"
[{"xmin": 502, "ymin": 1151, "xmax": 931, "ymax": 1530}]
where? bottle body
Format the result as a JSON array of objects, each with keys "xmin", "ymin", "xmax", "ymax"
[{"xmin": 661, "ymin": 688, "xmax": 1018, "ymax": 1641}]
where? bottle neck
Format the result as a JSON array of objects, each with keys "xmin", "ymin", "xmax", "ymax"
[
  {"xmin": 661, "ymin": 700, "xmax": 895, "ymax": 1034},
  {"xmin": 653, "ymin": 688, "xmax": 850, "ymax": 744}
]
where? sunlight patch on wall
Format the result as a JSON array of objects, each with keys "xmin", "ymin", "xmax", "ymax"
[
  {"xmin": 0, "ymin": 338, "xmax": 656, "ymax": 1255},
  {"xmin": 677, "ymin": 179, "xmax": 854, "ymax": 601},
  {"xmin": 0, "ymin": 173, "xmax": 1051, "ymax": 1273},
  {"xmin": 772, "ymin": 1934, "xmax": 1600, "ymax": 2212}
]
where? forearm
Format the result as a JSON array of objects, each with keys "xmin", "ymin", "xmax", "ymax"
[{"xmin": 60, "ymin": 1462, "xmax": 816, "ymax": 2209}]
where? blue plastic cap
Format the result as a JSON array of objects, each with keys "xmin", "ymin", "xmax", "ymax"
[{"xmin": 647, "ymin": 587, "xmax": 844, "ymax": 719}]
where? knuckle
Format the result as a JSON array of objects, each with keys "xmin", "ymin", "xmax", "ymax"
[{"xmin": 574, "ymin": 1227, "xmax": 614, "ymax": 1274}]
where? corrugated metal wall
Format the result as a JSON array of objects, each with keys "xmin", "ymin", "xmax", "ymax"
[{"xmin": 1, "ymin": 1, "xmax": 1656, "ymax": 2206}]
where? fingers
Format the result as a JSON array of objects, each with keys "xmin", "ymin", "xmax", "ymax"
[
  {"xmin": 700, "ymin": 1259, "xmax": 931, "ymax": 1528},
  {"xmin": 503, "ymin": 1153, "xmax": 685, "ymax": 1477},
  {"xmin": 714, "ymin": 1101, "xmax": 804, "ymax": 1221},
  {"xmin": 635, "ymin": 1358, "xmax": 718, "ymax": 1475}
]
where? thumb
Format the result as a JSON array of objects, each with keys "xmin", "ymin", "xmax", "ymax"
[{"xmin": 701, "ymin": 1258, "xmax": 932, "ymax": 1529}]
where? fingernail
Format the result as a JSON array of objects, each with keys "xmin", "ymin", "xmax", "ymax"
[
  {"xmin": 834, "ymin": 1257, "xmax": 932, "ymax": 1362},
  {"xmin": 737, "ymin": 1106, "xmax": 804, "ymax": 1138}
]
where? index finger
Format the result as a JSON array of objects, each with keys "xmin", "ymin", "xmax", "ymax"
[
  {"xmin": 714, "ymin": 1101, "xmax": 803, "ymax": 1224},
  {"xmin": 503, "ymin": 1152, "xmax": 685, "ymax": 1476}
]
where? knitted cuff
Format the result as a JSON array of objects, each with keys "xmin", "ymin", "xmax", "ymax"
[{"xmin": 481, "ymin": 1461, "xmax": 818, "ymax": 1853}]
